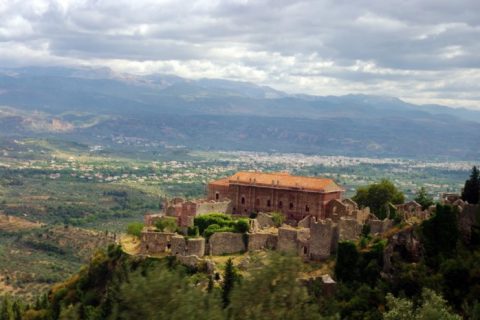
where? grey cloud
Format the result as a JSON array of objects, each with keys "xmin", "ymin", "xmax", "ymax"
[{"xmin": 0, "ymin": 0, "xmax": 479, "ymax": 108}]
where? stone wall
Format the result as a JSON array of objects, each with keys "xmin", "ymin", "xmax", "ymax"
[
  {"xmin": 171, "ymin": 235, "xmax": 186, "ymax": 255},
  {"xmin": 354, "ymin": 208, "xmax": 371, "ymax": 224},
  {"xmin": 338, "ymin": 217, "xmax": 361, "ymax": 241},
  {"xmin": 368, "ymin": 219, "xmax": 393, "ymax": 235},
  {"xmin": 140, "ymin": 231, "xmax": 175, "ymax": 254},
  {"xmin": 229, "ymin": 184, "xmax": 342, "ymax": 221},
  {"xmin": 309, "ymin": 219, "xmax": 337, "ymax": 260},
  {"xmin": 298, "ymin": 215, "xmax": 312, "ymax": 228},
  {"xmin": 196, "ymin": 200, "xmax": 232, "ymax": 215},
  {"xmin": 277, "ymin": 227, "xmax": 310, "ymax": 255},
  {"xmin": 209, "ymin": 232, "xmax": 246, "ymax": 255},
  {"xmin": 256, "ymin": 212, "xmax": 275, "ymax": 229},
  {"xmin": 248, "ymin": 233, "xmax": 278, "ymax": 251},
  {"xmin": 144, "ymin": 213, "xmax": 164, "ymax": 227},
  {"xmin": 186, "ymin": 238, "xmax": 206, "ymax": 257},
  {"xmin": 325, "ymin": 199, "xmax": 349, "ymax": 222}
]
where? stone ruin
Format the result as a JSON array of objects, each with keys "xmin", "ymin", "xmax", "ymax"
[
  {"xmin": 140, "ymin": 231, "xmax": 205, "ymax": 258},
  {"xmin": 395, "ymin": 200, "xmax": 433, "ymax": 221},
  {"xmin": 162, "ymin": 197, "xmax": 232, "ymax": 229},
  {"xmin": 139, "ymin": 198, "xmax": 398, "ymax": 262}
]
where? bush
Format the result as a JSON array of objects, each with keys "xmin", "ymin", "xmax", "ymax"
[
  {"xmin": 234, "ymin": 219, "xmax": 249, "ymax": 233},
  {"xmin": 126, "ymin": 222, "xmax": 144, "ymax": 238},
  {"xmin": 154, "ymin": 217, "xmax": 178, "ymax": 233},
  {"xmin": 270, "ymin": 212, "xmax": 285, "ymax": 227},
  {"xmin": 335, "ymin": 241, "xmax": 359, "ymax": 282},
  {"xmin": 187, "ymin": 226, "xmax": 200, "ymax": 237},
  {"xmin": 204, "ymin": 225, "xmax": 234, "ymax": 239},
  {"xmin": 194, "ymin": 214, "xmax": 248, "ymax": 238}
]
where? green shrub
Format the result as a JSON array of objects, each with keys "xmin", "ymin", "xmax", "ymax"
[
  {"xmin": 194, "ymin": 213, "xmax": 235, "ymax": 235},
  {"xmin": 204, "ymin": 224, "xmax": 235, "ymax": 239},
  {"xmin": 187, "ymin": 226, "xmax": 200, "ymax": 237},
  {"xmin": 194, "ymin": 214, "xmax": 249, "ymax": 238},
  {"xmin": 155, "ymin": 217, "xmax": 178, "ymax": 233},
  {"xmin": 234, "ymin": 219, "xmax": 249, "ymax": 233},
  {"xmin": 270, "ymin": 212, "xmax": 285, "ymax": 227},
  {"xmin": 126, "ymin": 222, "xmax": 143, "ymax": 238}
]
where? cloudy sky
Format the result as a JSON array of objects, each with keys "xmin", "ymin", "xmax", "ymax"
[{"xmin": 1, "ymin": 0, "xmax": 480, "ymax": 108}]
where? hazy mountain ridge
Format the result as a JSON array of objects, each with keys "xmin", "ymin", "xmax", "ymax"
[{"xmin": 0, "ymin": 66, "xmax": 479, "ymax": 159}]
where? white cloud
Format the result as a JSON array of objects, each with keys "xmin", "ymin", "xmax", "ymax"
[{"xmin": 0, "ymin": 0, "xmax": 479, "ymax": 108}]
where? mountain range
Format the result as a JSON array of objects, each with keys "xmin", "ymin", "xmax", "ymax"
[{"xmin": 0, "ymin": 66, "xmax": 479, "ymax": 159}]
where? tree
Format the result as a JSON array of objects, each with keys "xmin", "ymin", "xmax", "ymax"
[
  {"xmin": 228, "ymin": 255, "xmax": 325, "ymax": 320},
  {"xmin": 415, "ymin": 187, "xmax": 434, "ymax": 210},
  {"xmin": 421, "ymin": 204, "xmax": 459, "ymax": 266},
  {"xmin": 115, "ymin": 263, "xmax": 223, "ymax": 320},
  {"xmin": 353, "ymin": 179, "xmax": 405, "ymax": 219},
  {"xmin": 462, "ymin": 166, "xmax": 480, "ymax": 204},
  {"xmin": 384, "ymin": 288, "xmax": 461, "ymax": 320},
  {"xmin": 154, "ymin": 217, "xmax": 178, "ymax": 233},
  {"xmin": 221, "ymin": 258, "xmax": 237, "ymax": 308},
  {"xmin": 126, "ymin": 222, "xmax": 143, "ymax": 238},
  {"xmin": 335, "ymin": 241, "xmax": 359, "ymax": 282}
]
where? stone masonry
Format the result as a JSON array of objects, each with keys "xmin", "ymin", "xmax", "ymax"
[
  {"xmin": 209, "ymin": 232, "xmax": 246, "ymax": 255},
  {"xmin": 309, "ymin": 219, "xmax": 337, "ymax": 260}
]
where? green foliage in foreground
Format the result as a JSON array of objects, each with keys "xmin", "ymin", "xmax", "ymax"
[
  {"xmin": 384, "ymin": 288, "xmax": 461, "ymax": 320},
  {"xmin": 19, "ymin": 246, "xmax": 333, "ymax": 320},
  {"xmin": 353, "ymin": 179, "xmax": 405, "ymax": 219},
  {"xmin": 194, "ymin": 214, "xmax": 249, "ymax": 238}
]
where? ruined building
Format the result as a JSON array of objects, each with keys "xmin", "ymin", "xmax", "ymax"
[{"xmin": 208, "ymin": 171, "xmax": 344, "ymax": 222}]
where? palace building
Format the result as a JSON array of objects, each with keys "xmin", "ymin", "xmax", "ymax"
[{"xmin": 207, "ymin": 171, "xmax": 344, "ymax": 221}]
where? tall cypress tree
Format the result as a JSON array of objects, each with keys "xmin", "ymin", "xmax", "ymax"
[
  {"xmin": 221, "ymin": 258, "xmax": 237, "ymax": 308},
  {"xmin": 462, "ymin": 166, "xmax": 480, "ymax": 204}
]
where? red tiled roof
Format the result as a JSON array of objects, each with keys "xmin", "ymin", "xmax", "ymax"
[
  {"xmin": 208, "ymin": 177, "xmax": 230, "ymax": 186},
  {"xmin": 227, "ymin": 171, "xmax": 343, "ymax": 193}
]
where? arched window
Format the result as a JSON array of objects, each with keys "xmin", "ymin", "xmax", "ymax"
[
  {"xmin": 278, "ymin": 201, "xmax": 283, "ymax": 208},
  {"xmin": 215, "ymin": 193, "xmax": 219, "ymax": 200},
  {"xmin": 305, "ymin": 205, "xmax": 310, "ymax": 212},
  {"xmin": 241, "ymin": 196, "xmax": 245, "ymax": 204},
  {"xmin": 267, "ymin": 199, "xmax": 271, "ymax": 207},
  {"xmin": 289, "ymin": 202, "xmax": 294, "ymax": 210}
]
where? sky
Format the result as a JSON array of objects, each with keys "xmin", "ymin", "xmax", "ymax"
[{"xmin": 1, "ymin": 0, "xmax": 480, "ymax": 109}]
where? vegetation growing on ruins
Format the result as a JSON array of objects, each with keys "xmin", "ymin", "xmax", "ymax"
[
  {"xmin": 154, "ymin": 217, "xmax": 178, "ymax": 233},
  {"xmin": 194, "ymin": 214, "xmax": 249, "ymax": 239},
  {"xmin": 414, "ymin": 187, "xmax": 434, "ymax": 210},
  {"xmin": 270, "ymin": 212, "xmax": 285, "ymax": 227},
  {"xmin": 126, "ymin": 222, "xmax": 143, "ymax": 238}
]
